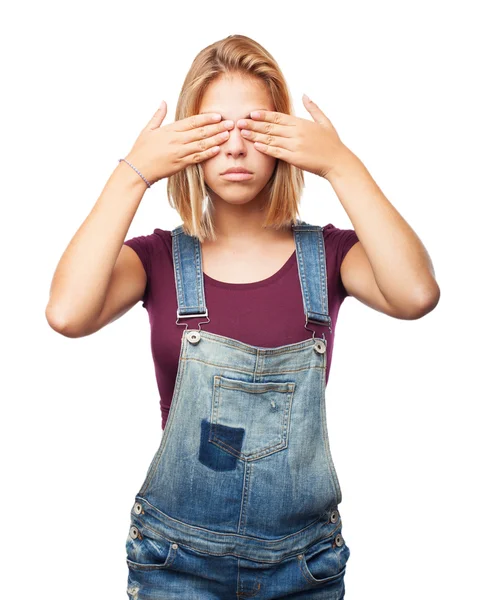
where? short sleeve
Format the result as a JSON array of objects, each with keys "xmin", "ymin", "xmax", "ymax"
[
  {"xmin": 323, "ymin": 223, "xmax": 360, "ymax": 298},
  {"xmin": 123, "ymin": 233, "xmax": 155, "ymax": 309}
]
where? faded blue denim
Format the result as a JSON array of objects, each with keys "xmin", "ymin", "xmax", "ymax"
[{"xmin": 125, "ymin": 221, "xmax": 351, "ymax": 599}]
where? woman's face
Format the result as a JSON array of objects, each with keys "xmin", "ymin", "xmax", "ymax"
[{"xmin": 198, "ymin": 74, "xmax": 277, "ymax": 207}]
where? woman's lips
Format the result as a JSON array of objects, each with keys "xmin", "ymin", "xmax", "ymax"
[{"xmin": 221, "ymin": 173, "xmax": 253, "ymax": 181}]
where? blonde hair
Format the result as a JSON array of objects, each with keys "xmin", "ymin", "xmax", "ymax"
[{"xmin": 166, "ymin": 34, "xmax": 305, "ymax": 242}]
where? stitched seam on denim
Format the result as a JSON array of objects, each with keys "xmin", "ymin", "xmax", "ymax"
[
  {"xmin": 308, "ymin": 310, "xmax": 330, "ymax": 319},
  {"xmin": 172, "ymin": 232, "xmax": 186, "ymax": 311},
  {"xmin": 317, "ymin": 228, "xmax": 329, "ymax": 319},
  {"xmin": 237, "ymin": 581, "xmax": 261, "ymax": 598},
  {"xmin": 299, "ymin": 521, "xmax": 343, "ymax": 557},
  {"xmin": 238, "ymin": 455, "xmax": 252, "ymax": 535},
  {"xmin": 320, "ymin": 367, "xmax": 342, "ymax": 506},
  {"xmin": 137, "ymin": 333, "xmax": 188, "ymax": 496},
  {"xmin": 178, "ymin": 304, "xmax": 208, "ymax": 309},
  {"xmin": 194, "ymin": 237, "xmax": 205, "ymax": 311},
  {"xmin": 127, "ymin": 519, "xmax": 342, "ymax": 566},
  {"xmin": 295, "ymin": 229, "xmax": 310, "ymax": 320},
  {"xmin": 126, "ymin": 544, "xmax": 178, "ymax": 571},
  {"xmin": 135, "ymin": 496, "xmax": 333, "ymax": 551},
  {"xmin": 209, "ymin": 436, "xmax": 287, "ymax": 460},
  {"xmin": 183, "ymin": 357, "xmax": 325, "ymax": 375},
  {"xmin": 300, "ymin": 563, "xmax": 346, "ymax": 586},
  {"xmin": 191, "ymin": 333, "xmax": 316, "ymax": 355},
  {"xmin": 218, "ymin": 383, "xmax": 294, "ymax": 393},
  {"xmin": 237, "ymin": 558, "xmax": 241, "ymax": 597}
]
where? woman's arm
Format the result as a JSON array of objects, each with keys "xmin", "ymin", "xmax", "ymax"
[
  {"xmin": 326, "ymin": 150, "xmax": 440, "ymax": 320},
  {"xmin": 45, "ymin": 161, "xmax": 148, "ymax": 335}
]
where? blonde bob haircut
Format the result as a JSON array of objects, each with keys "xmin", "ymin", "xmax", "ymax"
[{"xmin": 166, "ymin": 34, "xmax": 305, "ymax": 242}]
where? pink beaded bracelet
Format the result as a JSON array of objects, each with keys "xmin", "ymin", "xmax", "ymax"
[{"xmin": 118, "ymin": 158, "xmax": 153, "ymax": 188}]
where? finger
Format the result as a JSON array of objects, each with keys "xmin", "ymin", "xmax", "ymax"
[
  {"xmin": 182, "ymin": 141, "xmax": 223, "ymax": 166},
  {"xmin": 183, "ymin": 119, "xmax": 234, "ymax": 144},
  {"xmin": 175, "ymin": 112, "xmax": 223, "ymax": 132},
  {"xmin": 248, "ymin": 109, "xmax": 293, "ymax": 125},
  {"xmin": 302, "ymin": 95, "xmax": 329, "ymax": 123},
  {"xmin": 178, "ymin": 129, "xmax": 230, "ymax": 160},
  {"xmin": 241, "ymin": 128, "xmax": 293, "ymax": 151},
  {"xmin": 146, "ymin": 100, "xmax": 167, "ymax": 130},
  {"xmin": 253, "ymin": 141, "xmax": 293, "ymax": 161},
  {"xmin": 189, "ymin": 144, "xmax": 223, "ymax": 164},
  {"xmin": 237, "ymin": 118, "xmax": 292, "ymax": 138}
]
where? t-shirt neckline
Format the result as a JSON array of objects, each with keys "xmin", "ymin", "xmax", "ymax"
[{"xmin": 203, "ymin": 250, "xmax": 297, "ymax": 290}]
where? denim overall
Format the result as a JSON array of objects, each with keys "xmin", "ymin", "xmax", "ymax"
[{"xmin": 126, "ymin": 221, "xmax": 351, "ymax": 599}]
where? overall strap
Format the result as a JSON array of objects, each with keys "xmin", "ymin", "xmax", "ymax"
[
  {"xmin": 293, "ymin": 221, "xmax": 332, "ymax": 333},
  {"xmin": 171, "ymin": 221, "xmax": 331, "ymax": 334},
  {"xmin": 171, "ymin": 224, "xmax": 208, "ymax": 322}
]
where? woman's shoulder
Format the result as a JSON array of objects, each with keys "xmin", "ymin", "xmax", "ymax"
[
  {"xmin": 321, "ymin": 222, "xmax": 360, "ymax": 265},
  {"xmin": 124, "ymin": 227, "xmax": 172, "ymax": 250},
  {"xmin": 123, "ymin": 227, "xmax": 174, "ymax": 274},
  {"xmin": 151, "ymin": 227, "xmax": 173, "ymax": 241}
]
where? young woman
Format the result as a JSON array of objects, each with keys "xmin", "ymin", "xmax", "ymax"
[{"xmin": 46, "ymin": 34, "xmax": 440, "ymax": 600}]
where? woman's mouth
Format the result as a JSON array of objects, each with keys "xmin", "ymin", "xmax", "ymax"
[{"xmin": 220, "ymin": 173, "xmax": 254, "ymax": 181}]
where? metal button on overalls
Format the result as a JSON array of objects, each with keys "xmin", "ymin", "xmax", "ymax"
[
  {"xmin": 129, "ymin": 525, "xmax": 139, "ymax": 539},
  {"xmin": 313, "ymin": 339, "xmax": 327, "ymax": 354},
  {"xmin": 330, "ymin": 509, "xmax": 339, "ymax": 524},
  {"xmin": 186, "ymin": 330, "xmax": 201, "ymax": 344},
  {"xmin": 133, "ymin": 502, "xmax": 142, "ymax": 515}
]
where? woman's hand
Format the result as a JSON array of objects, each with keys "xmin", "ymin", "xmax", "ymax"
[
  {"xmin": 237, "ymin": 95, "xmax": 351, "ymax": 180},
  {"xmin": 125, "ymin": 101, "xmax": 235, "ymax": 185}
]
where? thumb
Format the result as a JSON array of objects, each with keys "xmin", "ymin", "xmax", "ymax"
[
  {"xmin": 147, "ymin": 100, "xmax": 167, "ymax": 130},
  {"xmin": 302, "ymin": 94, "xmax": 327, "ymax": 123}
]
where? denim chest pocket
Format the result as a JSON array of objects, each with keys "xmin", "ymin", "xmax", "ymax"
[
  {"xmin": 209, "ymin": 375, "xmax": 296, "ymax": 461},
  {"xmin": 125, "ymin": 524, "xmax": 179, "ymax": 571}
]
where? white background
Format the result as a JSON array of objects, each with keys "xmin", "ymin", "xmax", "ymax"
[{"xmin": 2, "ymin": 1, "xmax": 477, "ymax": 598}]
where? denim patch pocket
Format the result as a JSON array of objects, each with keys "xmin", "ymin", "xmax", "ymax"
[
  {"xmin": 125, "ymin": 523, "xmax": 179, "ymax": 571},
  {"xmin": 210, "ymin": 375, "xmax": 295, "ymax": 461},
  {"xmin": 298, "ymin": 527, "xmax": 350, "ymax": 589}
]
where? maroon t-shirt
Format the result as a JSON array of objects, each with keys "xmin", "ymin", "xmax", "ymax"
[{"xmin": 124, "ymin": 224, "xmax": 359, "ymax": 430}]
